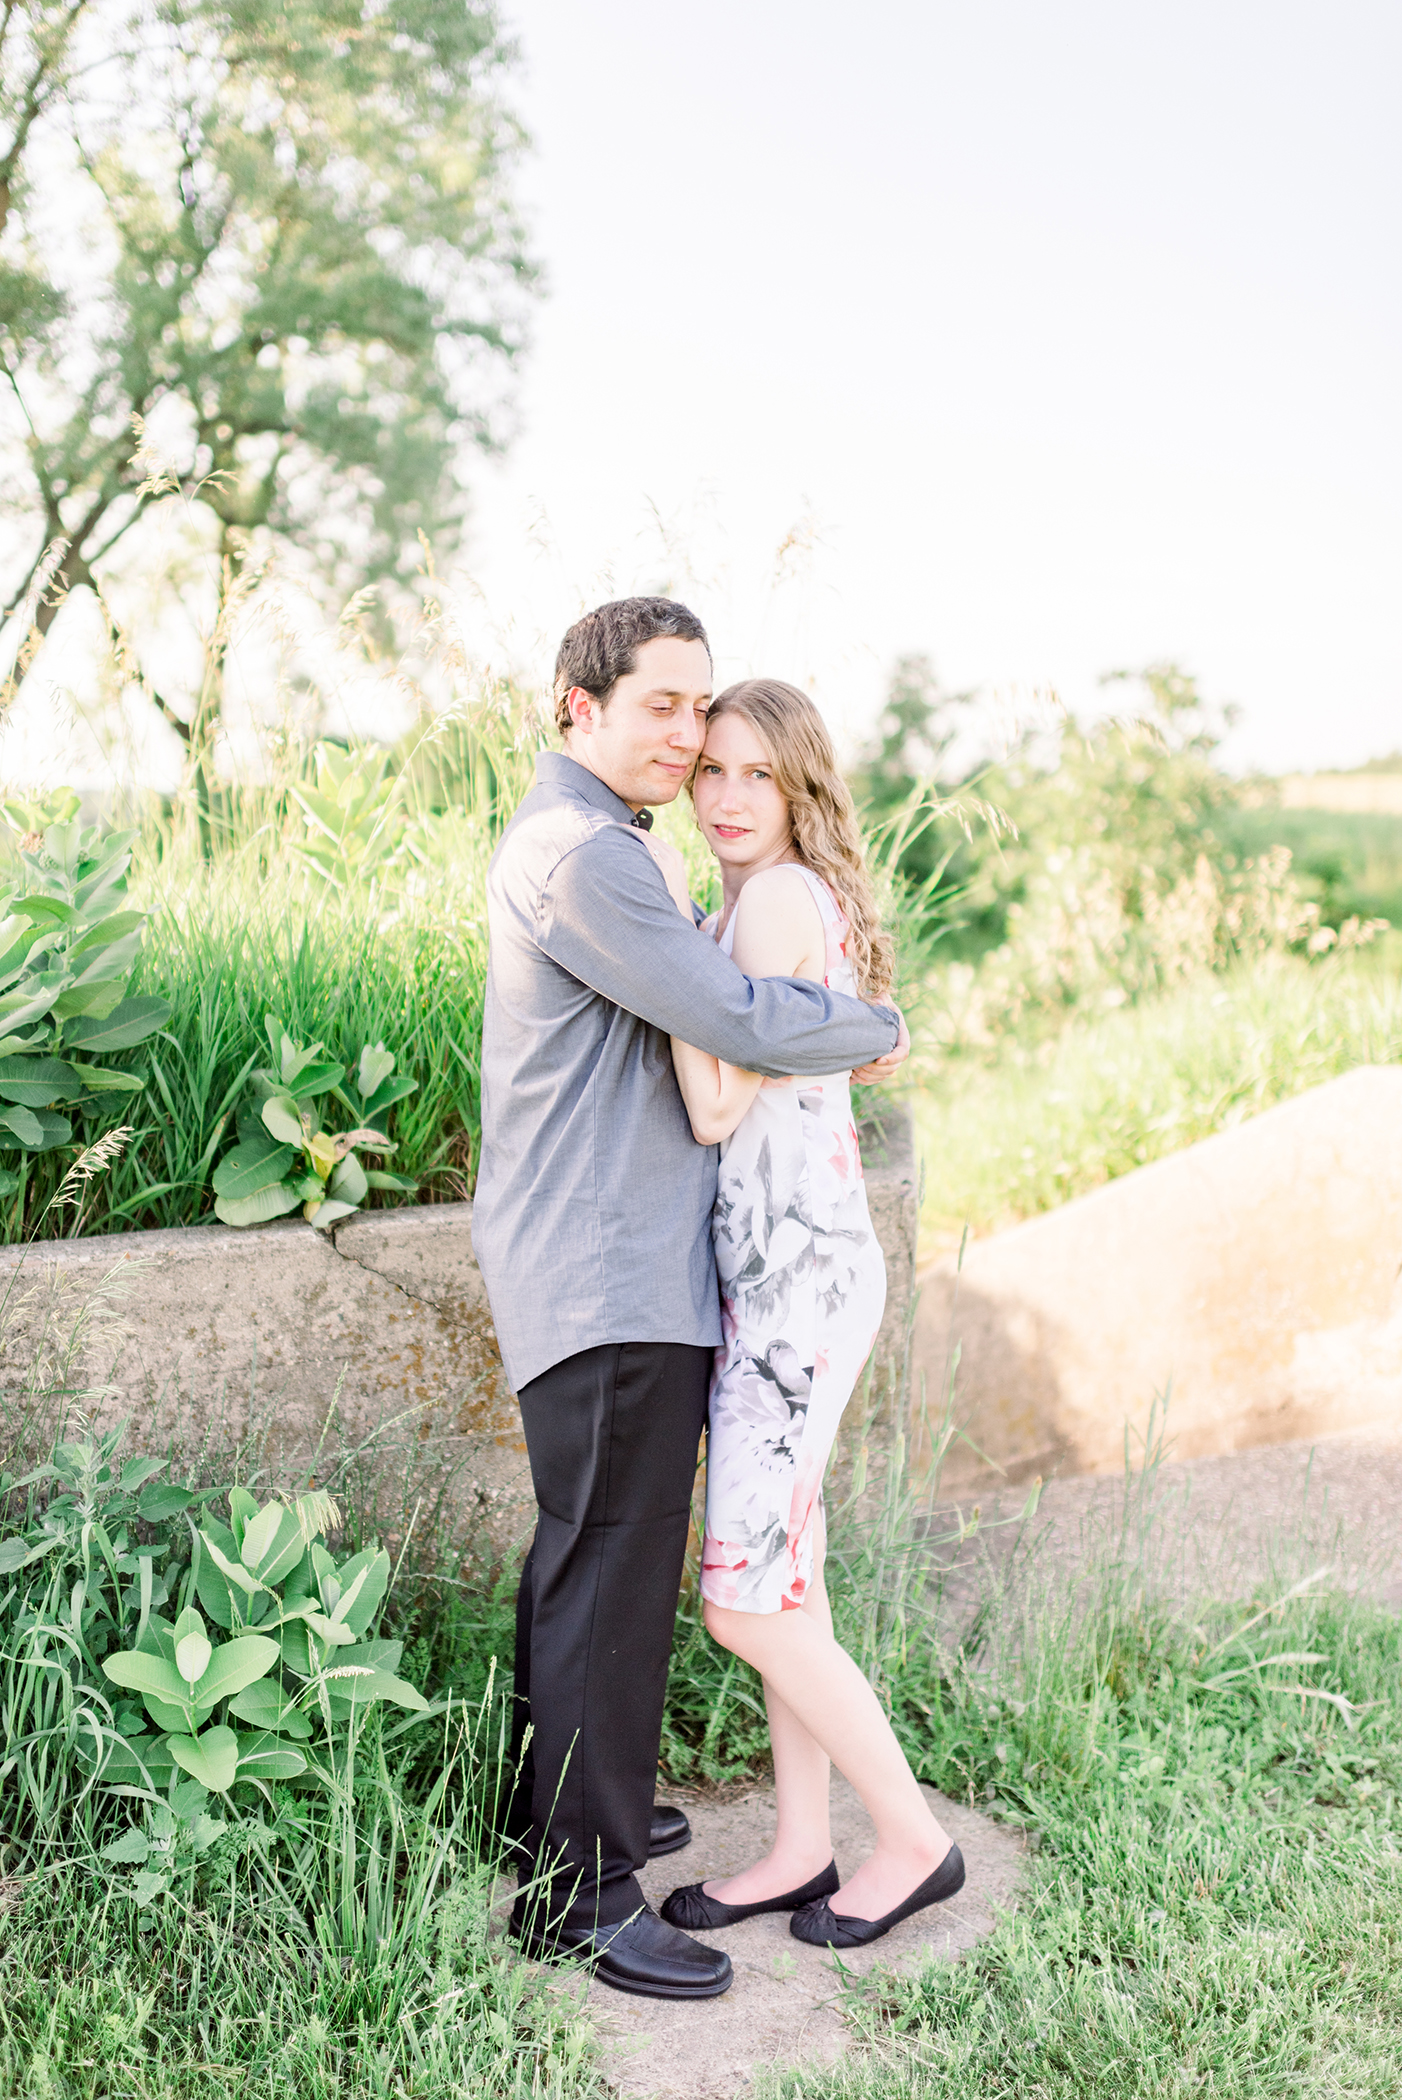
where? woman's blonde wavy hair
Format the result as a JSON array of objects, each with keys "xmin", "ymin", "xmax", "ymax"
[{"xmin": 700, "ymin": 679, "xmax": 895, "ymax": 1002}]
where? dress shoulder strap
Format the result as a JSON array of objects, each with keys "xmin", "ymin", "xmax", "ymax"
[{"xmin": 793, "ymin": 864, "xmax": 848, "ymax": 929}]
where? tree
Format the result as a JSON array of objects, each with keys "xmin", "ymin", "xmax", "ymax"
[
  {"xmin": 0, "ymin": 0, "xmax": 533, "ymax": 748},
  {"xmin": 849, "ymin": 653, "xmax": 990, "ymax": 947}
]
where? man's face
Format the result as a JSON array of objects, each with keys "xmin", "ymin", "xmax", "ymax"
[{"xmin": 564, "ymin": 636, "xmax": 712, "ymax": 808}]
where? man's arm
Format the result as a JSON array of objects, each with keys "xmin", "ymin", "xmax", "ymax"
[{"xmin": 536, "ymin": 825, "xmax": 899, "ymax": 1078}]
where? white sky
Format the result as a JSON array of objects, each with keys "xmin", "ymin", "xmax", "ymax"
[{"xmin": 462, "ymin": 0, "xmax": 1402, "ymax": 772}]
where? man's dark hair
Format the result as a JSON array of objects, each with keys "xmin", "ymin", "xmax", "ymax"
[{"xmin": 553, "ymin": 597, "xmax": 710, "ymax": 737}]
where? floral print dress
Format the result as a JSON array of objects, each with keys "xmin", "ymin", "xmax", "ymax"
[{"xmin": 700, "ymin": 866, "xmax": 887, "ymax": 1614}]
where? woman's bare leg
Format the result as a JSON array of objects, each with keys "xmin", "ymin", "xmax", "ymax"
[
  {"xmin": 699, "ymin": 1579, "xmax": 951, "ymax": 1919},
  {"xmin": 702, "ymin": 1576, "xmax": 833, "ymax": 1903}
]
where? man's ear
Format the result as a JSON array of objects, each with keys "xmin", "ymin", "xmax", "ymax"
[{"xmin": 566, "ymin": 686, "xmax": 599, "ymax": 734}]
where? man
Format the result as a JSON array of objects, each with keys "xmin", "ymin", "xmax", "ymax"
[{"xmin": 472, "ymin": 596, "xmax": 907, "ymax": 1999}]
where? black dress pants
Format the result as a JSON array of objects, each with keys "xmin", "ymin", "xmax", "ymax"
[{"xmin": 506, "ymin": 1340, "xmax": 710, "ymax": 1932}]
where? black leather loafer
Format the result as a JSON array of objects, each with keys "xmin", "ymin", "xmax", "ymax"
[
  {"xmin": 790, "ymin": 1843, "xmax": 966, "ymax": 1947},
  {"xmin": 661, "ymin": 1860, "xmax": 839, "ymax": 1930},
  {"xmin": 649, "ymin": 1804, "xmax": 692, "ymax": 1857},
  {"xmin": 516, "ymin": 1904, "xmax": 733, "ymax": 1998}
]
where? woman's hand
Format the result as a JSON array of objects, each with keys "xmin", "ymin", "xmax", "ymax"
[
  {"xmin": 852, "ymin": 1005, "xmax": 910, "ymax": 1085},
  {"xmin": 643, "ymin": 833, "xmax": 694, "ymax": 916}
]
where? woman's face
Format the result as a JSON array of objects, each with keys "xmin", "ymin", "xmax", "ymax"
[{"xmin": 693, "ymin": 710, "xmax": 794, "ymax": 875}]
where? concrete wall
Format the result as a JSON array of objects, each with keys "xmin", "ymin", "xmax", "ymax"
[
  {"xmin": 0, "ymin": 1107, "xmax": 918, "ymax": 1548},
  {"xmin": 915, "ymin": 1065, "xmax": 1402, "ymax": 1486}
]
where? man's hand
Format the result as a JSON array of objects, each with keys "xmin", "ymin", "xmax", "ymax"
[
  {"xmin": 641, "ymin": 834, "xmax": 694, "ymax": 916},
  {"xmin": 852, "ymin": 1005, "xmax": 910, "ymax": 1086}
]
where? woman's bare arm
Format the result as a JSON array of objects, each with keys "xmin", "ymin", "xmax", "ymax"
[{"xmin": 669, "ymin": 866, "xmax": 826, "ymax": 1145}]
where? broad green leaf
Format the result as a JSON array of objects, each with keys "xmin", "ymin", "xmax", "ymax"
[
  {"xmin": 199, "ymin": 1529, "xmax": 269, "ymax": 1598},
  {"xmin": 288, "ymin": 1060, "xmax": 345, "ymax": 1101},
  {"xmin": 102, "ymin": 1648, "xmax": 191, "ymax": 1709},
  {"xmin": 194, "ymin": 1559, "xmax": 233, "ymax": 1630},
  {"xmin": 234, "ymin": 1730, "xmax": 308, "ymax": 1781},
  {"xmin": 211, "ymin": 1137, "xmax": 295, "ymax": 1199},
  {"xmin": 137, "ymin": 1483, "xmax": 192, "ymax": 1522},
  {"xmin": 0, "ymin": 1531, "xmax": 64, "ymax": 1572},
  {"xmin": 227, "ymin": 1489, "xmax": 259, "ymax": 1548},
  {"xmin": 326, "ymin": 1637, "xmax": 403, "ymax": 1675},
  {"xmin": 0, "ymin": 1054, "xmax": 84, "ymax": 1105},
  {"xmin": 253, "ymin": 1506, "xmax": 306, "ymax": 1588},
  {"xmin": 191, "ymin": 1633, "xmax": 280, "ymax": 1706},
  {"xmin": 356, "ymin": 1042, "xmax": 396, "ymax": 1100},
  {"xmin": 92, "ymin": 1733, "xmax": 175, "ymax": 1787},
  {"xmin": 134, "ymin": 1614, "xmax": 177, "ymax": 1662},
  {"xmin": 7, "ymin": 894, "xmax": 74, "ymax": 924},
  {"xmin": 168, "ymin": 1725, "xmax": 239, "ymax": 1793},
  {"xmin": 132, "ymin": 1870, "xmax": 168, "ymax": 1907},
  {"xmin": 363, "ymin": 1169, "xmax": 418, "ymax": 1191},
  {"xmin": 327, "ymin": 1152, "xmax": 367, "ymax": 1205},
  {"xmin": 239, "ymin": 1502, "xmax": 284, "ymax": 1575},
  {"xmin": 360, "ymin": 1073, "xmax": 417, "ymax": 1120},
  {"xmin": 215, "ymin": 1182, "xmax": 302, "ymax": 1227},
  {"xmin": 0, "ymin": 974, "xmax": 72, "ymax": 1037},
  {"xmin": 264, "ymin": 1013, "xmax": 291, "ymax": 1071},
  {"xmin": 0, "ymin": 1104, "xmax": 42, "ymax": 1146},
  {"xmin": 282, "ymin": 1543, "xmax": 316, "ymax": 1602},
  {"xmin": 143, "ymin": 1692, "xmax": 192, "ymax": 1733},
  {"xmin": 260, "ymin": 1092, "xmax": 305, "ymax": 1145},
  {"xmin": 324, "ymin": 1667, "xmax": 430, "ymax": 1713},
  {"xmin": 174, "ymin": 1610, "xmax": 212, "ymax": 1688},
  {"xmin": 191, "ymin": 1812, "xmax": 226, "ymax": 1853},
  {"xmin": 102, "ymin": 1828, "xmax": 150, "ymax": 1864},
  {"xmin": 305, "ymin": 1611, "xmax": 358, "ymax": 1647},
  {"xmin": 333, "ymin": 1548, "xmax": 390, "ymax": 1637},
  {"xmin": 70, "ymin": 1062, "xmax": 144, "ymax": 1093},
  {"xmin": 119, "ymin": 1456, "xmax": 167, "ymax": 1493},
  {"xmin": 61, "ymin": 996, "xmax": 171, "ymax": 1051},
  {"xmin": 279, "ymin": 1617, "xmax": 312, "ymax": 1677},
  {"xmin": 51, "ymin": 978, "xmax": 127, "ymax": 1020},
  {"xmin": 228, "ymin": 1682, "xmax": 312, "ymax": 1737},
  {"xmin": 13, "ymin": 1107, "xmax": 71, "ymax": 1152},
  {"xmin": 306, "ymin": 1197, "xmax": 358, "ymax": 1231},
  {"xmin": 68, "ymin": 910, "xmax": 146, "ymax": 957},
  {"xmin": 68, "ymin": 930, "xmax": 141, "ymax": 986}
]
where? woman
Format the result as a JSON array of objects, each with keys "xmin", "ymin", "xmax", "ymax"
[{"xmin": 646, "ymin": 679, "xmax": 963, "ymax": 1949}]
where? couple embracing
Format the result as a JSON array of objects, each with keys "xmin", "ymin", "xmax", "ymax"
[{"xmin": 473, "ymin": 596, "xmax": 963, "ymax": 2001}]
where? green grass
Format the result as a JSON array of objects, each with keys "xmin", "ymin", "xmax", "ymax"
[
  {"xmin": 1223, "ymin": 803, "xmax": 1402, "ymax": 930},
  {"xmin": 915, "ymin": 942, "xmax": 1402, "ymax": 1252},
  {"xmin": 748, "ymin": 1451, "xmax": 1402, "ymax": 2098},
  {"xmin": 4, "ymin": 1367, "xmax": 1402, "ymax": 2096}
]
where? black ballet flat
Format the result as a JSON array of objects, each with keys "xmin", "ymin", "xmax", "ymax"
[
  {"xmin": 661, "ymin": 1860, "xmax": 839, "ymax": 1931},
  {"xmin": 789, "ymin": 1843, "xmax": 966, "ymax": 1947}
]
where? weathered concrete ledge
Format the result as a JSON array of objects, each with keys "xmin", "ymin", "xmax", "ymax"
[
  {"xmin": 915, "ymin": 1065, "xmax": 1402, "ymax": 1486},
  {"xmin": 0, "ymin": 1109, "xmax": 918, "ymax": 1545}
]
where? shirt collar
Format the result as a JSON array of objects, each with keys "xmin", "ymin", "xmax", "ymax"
[{"xmin": 535, "ymin": 749, "xmax": 643, "ymax": 828}]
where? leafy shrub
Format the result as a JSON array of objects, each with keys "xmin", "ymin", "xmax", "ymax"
[
  {"xmin": 919, "ymin": 668, "xmax": 1387, "ymax": 1053},
  {"xmin": 211, "ymin": 1015, "xmax": 418, "ymax": 1228},
  {"xmin": 0, "ymin": 820, "xmax": 169, "ymax": 1206},
  {"xmin": 0, "ymin": 1421, "xmax": 427, "ymax": 1885}
]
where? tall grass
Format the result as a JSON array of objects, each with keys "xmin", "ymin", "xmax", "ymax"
[
  {"xmin": 916, "ymin": 940, "xmax": 1402, "ymax": 1253},
  {"xmin": 11, "ymin": 688, "xmax": 949, "ymax": 1243}
]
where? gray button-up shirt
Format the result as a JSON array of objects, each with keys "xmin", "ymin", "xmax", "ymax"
[{"xmin": 471, "ymin": 751, "xmax": 900, "ymax": 1391}]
